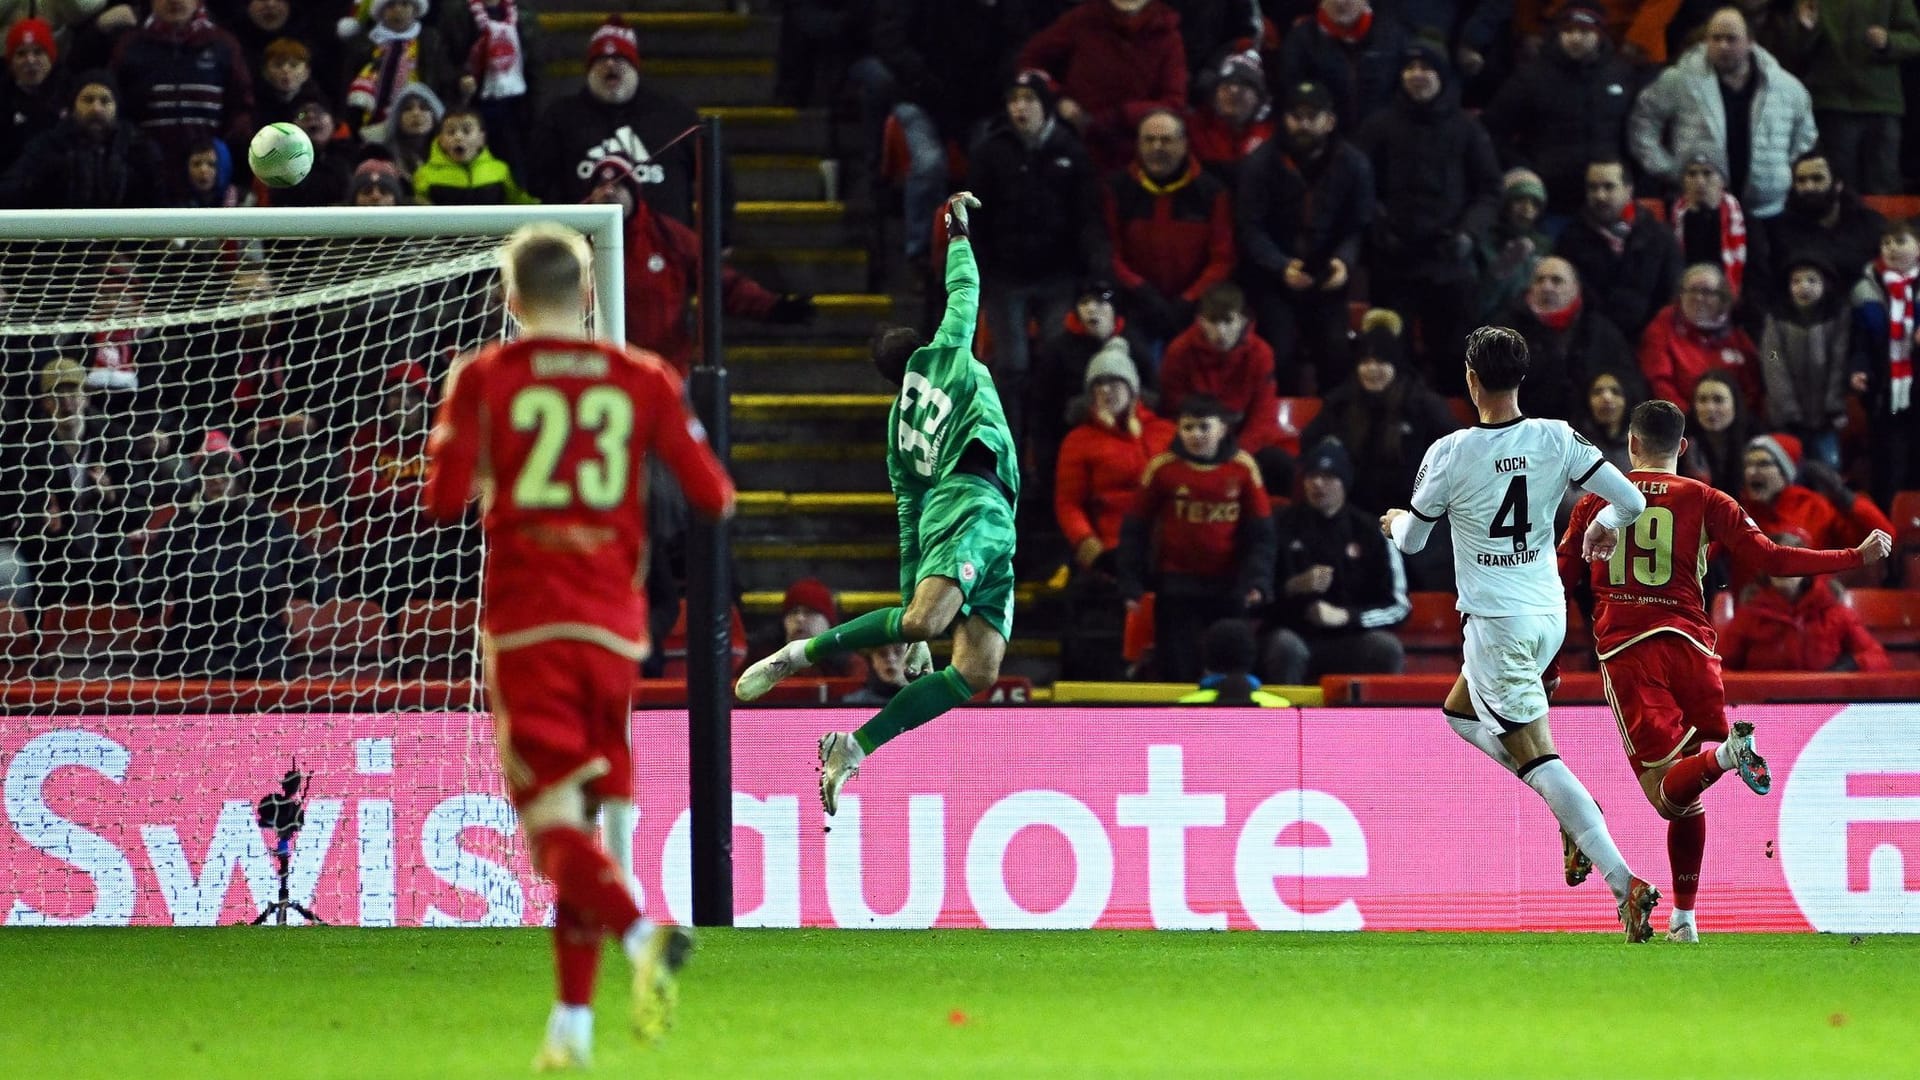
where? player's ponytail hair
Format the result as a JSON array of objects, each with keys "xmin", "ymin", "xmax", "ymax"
[
  {"xmin": 1464, "ymin": 325, "xmax": 1528, "ymax": 391},
  {"xmin": 500, "ymin": 223, "xmax": 590, "ymax": 312},
  {"xmin": 1629, "ymin": 399, "xmax": 1687, "ymax": 456},
  {"xmin": 870, "ymin": 323, "xmax": 924, "ymax": 384}
]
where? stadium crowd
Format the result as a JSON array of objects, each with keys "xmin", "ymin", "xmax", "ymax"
[{"xmin": 0, "ymin": 0, "xmax": 1916, "ymax": 688}]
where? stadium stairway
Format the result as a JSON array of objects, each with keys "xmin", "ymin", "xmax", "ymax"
[{"xmin": 533, "ymin": 3, "xmax": 1064, "ymax": 681}]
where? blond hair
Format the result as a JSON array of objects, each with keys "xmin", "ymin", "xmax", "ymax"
[{"xmin": 500, "ymin": 223, "xmax": 591, "ymax": 312}]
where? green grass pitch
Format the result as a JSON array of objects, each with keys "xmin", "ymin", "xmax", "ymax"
[{"xmin": 2, "ymin": 929, "xmax": 1916, "ymax": 1079}]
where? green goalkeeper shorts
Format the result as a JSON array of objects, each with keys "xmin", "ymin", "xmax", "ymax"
[{"xmin": 913, "ymin": 474, "xmax": 1017, "ymax": 640}]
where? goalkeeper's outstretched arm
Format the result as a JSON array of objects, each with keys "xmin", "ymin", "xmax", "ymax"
[{"xmin": 931, "ymin": 193, "xmax": 982, "ymax": 352}]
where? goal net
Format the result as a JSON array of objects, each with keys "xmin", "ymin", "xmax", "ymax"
[{"xmin": 0, "ymin": 207, "xmax": 625, "ymax": 926}]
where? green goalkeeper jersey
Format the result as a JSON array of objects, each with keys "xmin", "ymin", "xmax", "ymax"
[{"xmin": 886, "ymin": 239, "xmax": 1021, "ymax": 597}]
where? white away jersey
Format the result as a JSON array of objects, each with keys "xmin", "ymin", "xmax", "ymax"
[{"xmin": 1408, "ymin": 417, "xmax": 1606, "ymax": 617}]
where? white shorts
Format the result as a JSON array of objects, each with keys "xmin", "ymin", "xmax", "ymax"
[{"xmin": 1460, "ymin": 610, "xmax": 1565, "ymax": 733}]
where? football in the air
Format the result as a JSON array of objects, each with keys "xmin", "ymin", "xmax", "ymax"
[{"xmin": 248, "ymin": 122, "xmax": 314, "ymax": 188}]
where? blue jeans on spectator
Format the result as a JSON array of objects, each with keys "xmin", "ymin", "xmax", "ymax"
[
  {"xmin": 893, "ymin": 102, "xmax": 947, "ymax": 260},
  {"xmin": 983, "ymin": 276, "xmax": 1075, "ymax": 455}
]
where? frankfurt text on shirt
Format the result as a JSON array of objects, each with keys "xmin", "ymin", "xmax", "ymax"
[{"xmin": 1475, "ymin": 548, "xmax": 1541, "ymax": 567}]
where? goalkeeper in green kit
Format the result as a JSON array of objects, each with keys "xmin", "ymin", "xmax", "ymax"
[{"xmin": 735, "ymin": 192, "xmax": 1019, "ymax": 816}]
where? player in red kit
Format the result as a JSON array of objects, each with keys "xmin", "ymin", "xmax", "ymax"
[
  {"xmin": 1557, "ymin": 400, "xmax": 1890, "ymax": 941},
  {"xmin": 422, "ymin": 223, "xmax": 736, "ymax": 1068}
]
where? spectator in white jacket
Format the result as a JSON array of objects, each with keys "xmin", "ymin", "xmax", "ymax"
[{"xmin": 1628, "ymin": 7, "xmax": 1817, "ymax": 218}]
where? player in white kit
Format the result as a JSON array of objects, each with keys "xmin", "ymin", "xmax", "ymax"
[{"xmin": 1380, "ymin": 327, "xmax": 1662, "ymax": 942}]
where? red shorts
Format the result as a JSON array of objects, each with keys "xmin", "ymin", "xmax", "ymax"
[
  {"xmin": 485, "ymin": 638, "xmax": 637, "ymax": 808},
  {"xmin": 1597, "ymin": 632, "xmax": 1729, "ymax": 773}
]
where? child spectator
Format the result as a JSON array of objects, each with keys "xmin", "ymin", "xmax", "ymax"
[
  {"xmin": 1680, "ymin": 369, "xmax": 1753, "ymax": 497},
  {"xmin": 1118, "ymin": 392, "xmax": 1276, "ymax": 681},
  {"xmin": 450, "ymin": 0, "xmax": 535, "ymax": 170},
  {"xmin": 1176, "ymin": 619, "xmax": 1291, "ymax": 706},
  {"xmin": 1640, "ymin": 263, "xmax": 1762, "ymax": 410},
  {"xmin": 1259, "ymin": 438, "xmax": 1408, "ymax": 684},
  {"xmin": 1720, "ymin": 534, "xmax": 1890, "ymax": 672},
  {"xmin": 1477, "ymin": 169, "xmax": 1551, "ymax": 324},
  {"xmin": 1187, "ymin": 52, "xmax": 1271, "ymax": 186},
  {"xmin": 413, "ymin": 106, "xmax": 535, "ymax": 205},
  {"xmin": 179, "ymin": 135, "xmax": 244, "ymax": 208},
  {"xmin": 255, "ymin": 37, "xmax": 319, "ymax": 128},
  {"xmin": 1054, "ymin": 338, "xmax": 1173, "ymax": 679},
  {"xmin": 349, "ymin": 157, "xmax": 406, "ymax": 205},
  {"xmin": 1157, "ymin": 282, "xmax": 1287, "ymax": 479},
  {"xmin": 839, "ymin": 643, "xmax": 910, "ymax": 706},
  {"xmin": 1760, "ymin": 255, "xmax": 1849, "ymax": 468},
  {"xmin": 342, "ymin": 0, "xmax": 455, "ymax": 142},
  {"xmin": 1848, "ymin": 218, "xmax": 1920, "ymax": 508},
  {"xmin": 584, "ymin": 156, "xmax": 811, "ymax": 373},
  {"xmin": 262, "ymin": 88, "xmax": 353, "ymax": 206},
  {"xmin": 1300, "ymin": 310, "xmax": 1458, "ymax": 517},
  {"xmin": 375, "ymin": 82, "xmax": 442, "ymax": 185}
]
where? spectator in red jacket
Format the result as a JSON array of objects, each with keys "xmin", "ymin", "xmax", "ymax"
[
  {"xmin": 1118, "ymin": 392, "xmax": 1276, "ymax": 680},
  {"xmin": 1018, "ymin": 0, "xmax": 1188, "ymax": 172},
  {"xmin": 1721, "ymin": 535, "xmax": 1890, "ymax": 672},
  {"xmin": 1157, "ymin": 283, "xmax": 1288, "ymax": 484},
  {"xmin": 1187, "ymin": 52, "xmax": 1272, "ymax": 187},
  {"xmin": 1639, "ymin": 263, "xmax": 1762, "ymax": 410},
  {"xmin": 1736, "ymin": 432, "xmax": 1894, "ymax": 593},
  {"xmin": 586, "ymin": 156, "xmax": 812, "ymax": 373},
  {"xmin": 1054, "ymin": 337, "xmax": 1173, "ymax": 679},
  {"xmin": 1102, "ymin": 109, "xmax": 1237, "ymax": 344},
  {"xmin": 111, "ymin": 0, "xmax": 254, "ymax": 196}
]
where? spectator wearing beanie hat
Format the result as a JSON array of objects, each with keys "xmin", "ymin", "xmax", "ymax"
[
  {"xmin": 341, "ymin": 0, "xmax": 457, "ymax": 143},
  {"xmin": 585, "ymin": 153, "xmax": 811, "ymax": 374},
  {"xmin": 528, "ymin": 14, "xmax": 731, "ymax": 236},
  {"xmin": 966, "ymin": 68, "xmax": 1108, "ymax": 457},
  {"xmin": 1188, "ymin": 52, "xmax": 1273, "ymax": 187},
  {"xmin": 744, "ymin": 577, "xmax": 863, "ymax": 679},
  {"xmin": 1056, "ymin": 336, "xmax": 1175, "ymax": 576},
  {"xmin": 1, "ymin": 17, "xmax": 66, "ymax": 172},
  {"xmin": 350, "ymin": 157, "xmax": 407, "ymax": 205},
  {"xmin": 1735, "ymin": 430, "xmax": 1893, "ymax": 592},
  {"xmin": 1670, "ymin": 141, "xmax": 1772, "ymax": 320},
  {"xmin": 1476, "ymin": 168, "xmax": 1552, "ymax": 323},
  {"xmin": 1259, "ymin": 436, "xmax": 1409, "ymax": 684},
  {"xmin": 0, "ymin": 69, "xmax": 164, "ymax": 208},
  {"xmin": 377, "ymin": 81, "xmax": 444, "ymax": 183},
  {"xmin": 1719, "ymin": 532, "xmax": 1890, "ymax": 674},
  {"xmin": 1031, "ymin": 279, "xmax": 1156, "ymax": 488},
  {"xmin": 1300, "ymin": 308, "xmax": 1459, "ymax": 519}
]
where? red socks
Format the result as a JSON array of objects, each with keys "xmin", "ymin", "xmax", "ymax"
[
  {"xmin": 1667, "ymin": 812, "xmax": 1706, "ymax": 911},
  {"xmin": 534, "ymin": 826, "xmax": 642, "ymax": 939},
  {"xmin": 1660, "ymin": 748, "xmax": 1726, "ymax": 809},
  {"xmin": 553, "ymin": 903, "xmax": 603, "ymax": 1007}
]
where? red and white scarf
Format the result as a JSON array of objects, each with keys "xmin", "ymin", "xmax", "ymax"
[
  {"xmin": 87, "ymin": 328, "xmax": 140, "ymax": 391},
  {"xmin": 1596, "ymin": 199, "xmax": 1636, "ymax": 255},
  {"xmin": 347, "ymin": 23, "xmax": 421, "ymax": 126},
  {"xmin": 1672, "ymin": 194, "xmax": 1746, "ymax": 298},
  {"xmin": 466, "ymin": 0, "xmax": 527, "ymax": 100},
  {"xmin": 1879, "ymin": 257, "xmax": 1917, "ymax": 413},
  {"xmin": 1317, "ymin": 5, "xmax": 1373, "ymax": 43}
]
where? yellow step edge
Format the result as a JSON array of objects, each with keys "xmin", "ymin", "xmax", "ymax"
[
  {"xmin": 1049, "ymin": 680, "xmax": 1325, "ymax": 706},
  {"xmin": 732, "ymin": 442, "xmax": 885, "ymax": 462},
  {"xmin": 730, "ymin": 248, "xmax": 867, "ymax": 265},
  {"xmin": 734, "ymin": 154, "xmax": 831, "ymax": 171},
  {"xmin": 734, "ymin": 542, "xmax": 896, "ymax": 561},
  {"xmin": 810, "ymin": 294, "xmax": 894, "ymax": 312},
  {"xmin": 537, "ymin": 12, "xmax": 755, "ymax": 32},
  {"xmin": 730, "ymin": 392, "xmax": 891, "ymax": 415},
  {"xmin": 728, "ymin": 345, "xmax": 869, "ymax": 362},
  {"xmin": 543, "ymin": 57, "xmax": 773, "ymax": 79},
  {"xmin": 700, "ymin": 106, "xmax": 800, "ymax": 123},
  {"xmin": 735, "ymin": 491, "xmax": 896, "ymax": 515},
  {"xmin": 737, "ymin": 200, "xmax": 847, "ymax": 221}
]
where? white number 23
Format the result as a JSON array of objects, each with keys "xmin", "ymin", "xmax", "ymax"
[{"xmin": 896, "ymin": 372, "xmax": 952, "ymax": 478}]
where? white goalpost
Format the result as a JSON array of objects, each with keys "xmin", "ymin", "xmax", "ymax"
[{"xmin": 0, "ymin": 206, "xmax": 623, "ymax": 926}]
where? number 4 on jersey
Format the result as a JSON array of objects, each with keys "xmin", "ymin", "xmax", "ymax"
[{"xmin": 1490, "ymin": 475, "xmax": 1529, "ymax": 553}]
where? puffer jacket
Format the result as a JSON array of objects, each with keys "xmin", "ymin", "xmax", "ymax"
[
  {"xmin": 1627, "ymin": 42, "xmax": 1818, "ymax": 216},
  {"xmin": 1720, "ymin": 580, "xmax": 1890, "ymax": 672},
  {"xmin": 1157, "ymin": 321, "xmax": 1283, "ymax": 452},
  {"xmin": 1054, "ymin": 400, "xmax": 1175, "ymax": 550},
  {"xmin": 413, "ymin": 141, "xmax": 538, "ymax": 205}
]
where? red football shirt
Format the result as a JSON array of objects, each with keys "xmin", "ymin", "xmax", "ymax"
[
  {"xmin": 1132, "ymin": 450, "xmax": 1271, "ymax": 579},
  {"xmin": 422, "ymin": 337, "xmax": 735, "ymax": 655},
  {"xmin": 1558, "ymin": 469, "xmax": 1863, "ymax": 658}
]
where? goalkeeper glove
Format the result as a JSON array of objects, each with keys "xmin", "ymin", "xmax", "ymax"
[
  {"xmin": 944, "ymin": 191, "xmax": 982, "ymax": 241},
  {"xmin": 904, "ymin": 640, "xmax": 934, "ymax": 681}
]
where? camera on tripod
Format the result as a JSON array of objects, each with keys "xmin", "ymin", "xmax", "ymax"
[{"xmin": 252, "ymin": 759, "xmax": 325, "ymax": 926}]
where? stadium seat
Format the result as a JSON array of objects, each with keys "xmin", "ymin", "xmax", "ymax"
[
  {"xmin": 394, "ymin": 598, "xmax": 480, "ymax": 677},
  {"xmin": 276, "ymin": 503, "xmax": 345, "ymax": 559},
  {"xmin": 1890, "ymin": 490, "xmax": 1920, "ymax": 547},
  {"xmin": 286, "ymin": 598, "xmax": 389, "ymax": 662},
  {"xmin": 38, "ymin": 604, "xmax": 149, "ymax": 662},
  {"xmin": 1845, "ymin": 588, "xmax": 1920, "ymax": 649},
  {"xmin": 1123, "ymin": 592, "xmax": 1155, "ymax": 668},
  {"xmin": 1904, "ymin": 550, "xmax": 1920, "ymax": 589},
  {"xmin": 659, "ymin": 601, "xmax": 749, "ymax": 679},
  {"xmin": 1863, "ymin": 194, "xmax": 1920, "ymax": 221},
  {"xmin": 1275, "ymin": 397, "xmax": 1322, "ymax": 455},
  {"xmin": 1399, "ymin": 592, "xmax": 1463, "ymax": 673}
]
